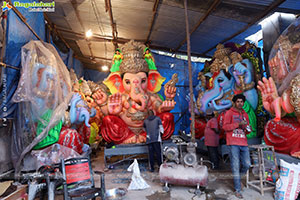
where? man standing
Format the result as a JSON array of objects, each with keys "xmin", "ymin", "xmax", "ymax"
[
  {"xmin": 223, "ymin": 94, "xmax": 251, "ymax": 199},
  {"xmin": 143, "ymin": 110, "xmax": 163, "ymax": 172},
  {"xmin": 204, "ymin": 108, "xmax": 220, "ymax": 170}
]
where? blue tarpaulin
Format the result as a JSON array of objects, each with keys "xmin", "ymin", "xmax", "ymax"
[
  {"xmin": 51, "ymin": 38, "xmax": 84, "ymax": 78},
  {"xmin": 84, "ymin": 69, "xmax": 110, "ymax": 83},
  {"xmin": 155, "ymin": 53, "xmax": 204, "ymax": 135}
]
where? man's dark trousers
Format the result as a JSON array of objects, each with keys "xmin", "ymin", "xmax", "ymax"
[{"xmin": 148, "ymin": 142, "xmax": 162, "ymax": 171}]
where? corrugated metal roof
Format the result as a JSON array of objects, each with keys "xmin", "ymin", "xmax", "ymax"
[
  {"xmin": 112, "ymin": 0, "xmax": 153, "ymax": 40},
  {"xmin": 150, "ymin": 4, "xmax": 203, "ymax": 49},
  {"xmin": 44, "ymin": 0, "xmax": 299, "ymax": 69}
]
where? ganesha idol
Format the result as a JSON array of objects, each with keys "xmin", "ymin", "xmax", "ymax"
[
  {"xmin": 197, "ymin": 44, "xmax": 258, "ymax": 114},
  {"xmin": 194, "ymin": 44, "xmax": 258, "ymax": 139},
  {"xmin": 92, "ymin": 40, "xmax": 177, "ymax": 144},
  {"xmin": 258, "ymin": 18, "xmax": 300, "ymax": 157}
]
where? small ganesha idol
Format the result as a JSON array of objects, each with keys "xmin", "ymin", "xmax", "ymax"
[{"xmin": 92, "ymin": 40, "xmax": 178, "ymax": 144}]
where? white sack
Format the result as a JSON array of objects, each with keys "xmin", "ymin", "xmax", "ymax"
[
  {"xmin": 127, "ymin": 159, "xmax": 150, "ymax": 190},
  {"xmin": 275, "ymin": 159, "xmax": 300, "ymax": 200}
]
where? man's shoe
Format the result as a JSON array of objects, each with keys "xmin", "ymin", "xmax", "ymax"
[{"xmin": 234, "ymin": 192, "xmax": 243, "ymax": 199}]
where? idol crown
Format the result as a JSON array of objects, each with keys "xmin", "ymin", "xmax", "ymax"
[{"xmin": 119, "ymin": 40, "xmax": 149, "ymax": 74}]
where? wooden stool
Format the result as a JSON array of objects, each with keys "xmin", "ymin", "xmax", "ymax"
[{"xmin": 246, "ymin": 144, "xmax": 278, "ymax": 196}]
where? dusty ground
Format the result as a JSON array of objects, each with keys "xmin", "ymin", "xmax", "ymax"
[
  {"xmin": 90, "ymin": 148, "xmax": 275, "ymax": 200},
  {"xmin": 1, "ymin": 146, "xmax": 275, "ymax": 199}
]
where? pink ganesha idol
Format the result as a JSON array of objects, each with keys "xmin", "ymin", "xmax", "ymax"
[
  {"xmin": 257, "ymin": 17, "xmax": 300, "ymax": 157},
  {"xmin": 92, "ymin": 40, "xmax": 178, "ymax": 144}
]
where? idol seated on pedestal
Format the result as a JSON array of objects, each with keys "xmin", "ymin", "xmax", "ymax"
[{"xmin": 92, "ymin": 40, "xmax": 178, "ymax": 144}]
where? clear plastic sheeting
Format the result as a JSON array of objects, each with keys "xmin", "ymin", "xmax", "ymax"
[
  {"xmin": 268, "ymin": 17, "xmax": 300, "ymax": 95},
  {"xmin": 12, "ymin": 40, "xmax": 72, "ymax": 173},
  {"xmin": 31, "ymin": 143, "xmax": 80, "ymax": 170},
  {"xmin": 13, "ymin": 40, "xmax": 72, "ymax": 123},
  {"xmin": 10, "ymin": 103, "xmax": 35, "ymax": 169},
  {"xmin": 0, "ymin": 0, "xmax": 46, "ymax": 119}
]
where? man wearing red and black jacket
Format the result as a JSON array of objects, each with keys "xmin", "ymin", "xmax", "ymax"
[{"xmin": 223, "ymin": 94, "xmax": 251, "ymax": 199}]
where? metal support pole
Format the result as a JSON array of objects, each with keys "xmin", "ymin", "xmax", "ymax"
[{"xmin": 183, "ymin": 0, "xmax": 195, "ymax": 142}]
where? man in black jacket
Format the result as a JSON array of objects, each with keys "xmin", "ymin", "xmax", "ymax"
[{"xmin": 143, "ymin": 110, "xmax": 163, "ymax": 172}]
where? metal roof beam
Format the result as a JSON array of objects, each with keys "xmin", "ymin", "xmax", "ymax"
[
  {"xmin": 202, "ymin": 0, "xmax": 286, "ymax": 55},
  {"xmin": 105, "ymin": 0, "xmax": 118, "ymax": 48},
  {"xmin": 60, "ymin": 34, "xmax": 107, "ymax": 43},
  {"xmin": 56, "ymin": 27, "xmax": 212, "ymax": 58},
  {"xmin": 56, "ymin": 26, "xmax": 114, "ymax": 42},
  {"xmin": 44, "ymin": 13, "xmax": 70, "ymax": 49},
  {"xmin": 150, "ymin": 45, "xmax": 211, "ymax": 58},
  {"xmin": 146, "ymin": 0, "xmax": 161, "ymax": 43},
  {"xmin": 70, "ymin": 0, "xmax": 94, "ymax": 59},
  {"xmin": 93, "ymin": 56, "xmax": 112, "ymax": 61},
  {"xmin": 175, "ymin": 0, "xmax": 221, "ymax": 52}
]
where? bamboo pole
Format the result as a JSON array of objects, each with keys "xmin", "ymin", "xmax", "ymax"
[
  {"xmin": 184, "ymin": 0, "xmax": 195, "ymax": 142},
  {"xmin": 0, "ymin": 10, "xmax": 8, "ymax": 83}
]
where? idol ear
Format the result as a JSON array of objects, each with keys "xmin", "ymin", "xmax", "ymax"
[
  {"xmin": 103, "ymin": 72, "xmax": 124, "ymax": 94},
  {"xmin": 147, "ymin": 70, "xmax": 166, "ymax": 93}
]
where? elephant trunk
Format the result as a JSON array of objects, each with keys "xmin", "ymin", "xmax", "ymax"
[
  {"xmin": 200, "ymin": 86, "xmax": 221, "ymax": 113},
  {"xmin": 70, "ymin": 94, "xmax": 80, "ymax": 124},
  {"xmin": 79, "ymin": 110, "xmax": 91, "ymax": 127},
  {"xmin": 130, "ymin": 86, "xmax": 148, "ymax": 111},
  {"xmin": 70, "ymin": 93, "xmax": 91, "ymax": 127}
]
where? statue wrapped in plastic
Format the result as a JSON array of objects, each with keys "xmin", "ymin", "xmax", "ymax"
[
  {"xmin": 12, "ymin": 41, "xmax": 72, "ymax": 172},
  {"xmin": 257, "ymin": 18, "xmax": 300, "ymax": 158}
]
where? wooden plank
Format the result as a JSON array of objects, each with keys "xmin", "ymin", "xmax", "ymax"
[{"xmin": 3, "ymin": 185, "xmax": 27, "ymax": 200}]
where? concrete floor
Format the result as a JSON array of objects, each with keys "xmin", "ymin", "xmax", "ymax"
[{"xmin": 90, "ymin": 148, "xmax": 275, "ymax": 200}]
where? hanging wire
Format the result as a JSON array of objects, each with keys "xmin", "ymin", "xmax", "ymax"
[
  {"xmin": 91, "ymin": 0, "xmax": 105, "ymax": 36},
  {"xmin": 104, "ymin": 41, "xmax": 108, "ymax": 69},
  {"xmin": 89, "ymin": 0, "xmax": 91, "ymax": 32}
]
